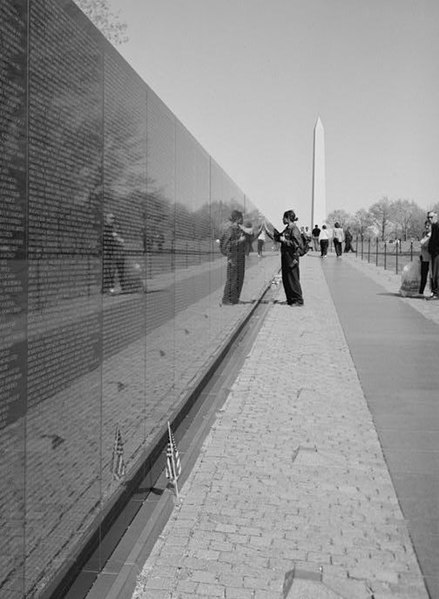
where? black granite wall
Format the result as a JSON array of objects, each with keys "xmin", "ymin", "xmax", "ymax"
[{"xmin": 0, "ymin": 1, "xmax": 269, "ymax": 596}]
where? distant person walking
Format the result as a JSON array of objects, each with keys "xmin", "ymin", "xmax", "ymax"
[
  {"xmin": 419, "ymin": 219, "xmax": 431, "ymax": 296},
  {"xmin": 332, "ymin": 222, "xmax": 345, "ymax": 257},
  {"xmin": 220, "ymin": 210, "xmax": 247, "ymax": 305},
  {"xmin": 273, "ymin": 210, "xmax": 304, "ymax": 306},
  {"xmin": 257, "ymin": 226, "xmax": 266, "ymax": 257},
  {"xmin": 243, "ymin": 220, "xmax": 255, "ymax": 256},
  {"xmin": 304, "ymin": 226, "xmax": 312, "ymax": 251},
  {"xmin": 319, "ymin": 224, "xmax": 329, "ymax": 257},
  {"xmin": 344, "ymin": 228, "xmax": 355, "ymax": 253},
  {"xmin": 312, "ymin": 224, "xmax": 321, "ymax": 251},
  {"xmin": 427, "ymin": 211, "xmax": 439, "ymax": 300}
]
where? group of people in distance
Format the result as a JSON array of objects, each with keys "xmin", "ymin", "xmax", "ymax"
[
  {"xmin": 311, "ymin": 223, "xmax": 354, "ymax": 257},
  {"xmin": 219, "ymin": 210, "xmax": 359, "ymax": 308}
]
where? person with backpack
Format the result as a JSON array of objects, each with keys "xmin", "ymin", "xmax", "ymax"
[
  {"xmin": 272, "ymin": 209, "xmax": 305, "ymax": 306},
  {"xmin": 219, "ymin": 210, "xmax": 247, "ymax": 305}
]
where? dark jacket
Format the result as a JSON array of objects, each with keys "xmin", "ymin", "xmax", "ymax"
[
  {"xmin": 220, "ymin": 223, "xmax": 246, "ymax": 261},
  {"xmin": 274, "ymin": 224, "xmax": 304, "ymax": 267},
  {"xmin": 428, "ymin": 222, "xmax": 439, "ymax": 257}
]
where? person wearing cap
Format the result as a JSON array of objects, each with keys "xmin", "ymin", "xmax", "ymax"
[
  {"xmin": 273, "ymin": 209, "xmax": 304, "ymax": 306},
  {"xmin": 219, "ymin": 210, "xmax": 247, "ymax": 305}
]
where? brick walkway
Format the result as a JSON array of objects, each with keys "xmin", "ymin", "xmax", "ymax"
[{"xmin": 131, "ymin": 255, "xmax": 429, "ymax": 599}]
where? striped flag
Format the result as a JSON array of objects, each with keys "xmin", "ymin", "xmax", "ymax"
[
  {"xmin": 165, "ymin": 421, "xmax": 181, "ymax": 484},
  {"xmin": 111, "ymin": 425, "xmax": 126, "ymax": 481}
]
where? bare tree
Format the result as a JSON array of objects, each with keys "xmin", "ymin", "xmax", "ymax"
[
  {"xmin": 390, "ymin": 199, "xmax": 424, "ymax": 240},
  {"xmin": 369, "ymin": 197, "xmax": 392, "ymax": 240},
  {"xmin": 327, "ymin": 209, "xmax": 351, "ymax": 227},
  {"xmin": 352, "ymin": 208, "xmax": 374, "ymax": 237},
  {"xmin": 73, "ymin": 0, "xmax": 128, "ymax": 45}
]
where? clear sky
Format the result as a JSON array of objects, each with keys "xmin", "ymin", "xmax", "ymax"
[{"xmin": 109, "ymin": 0, "xmax": 439, "ymax": 227}]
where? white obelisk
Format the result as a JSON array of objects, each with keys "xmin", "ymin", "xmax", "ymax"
[{"xmin": 311, "ymin": 117, "xmax": 326, "ymax": 228}]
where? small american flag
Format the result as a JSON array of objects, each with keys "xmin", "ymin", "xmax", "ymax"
[
  {"xmin": 165, "ymin": 421, "xmax": 181, "ymax": 483},
  {"xmin": 111, "ymin": 425, "xmax": 126, "ymax": 481}
]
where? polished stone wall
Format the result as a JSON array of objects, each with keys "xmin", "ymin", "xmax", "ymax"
[{"xmin": 0, "ymin": 1, "xmax": 273, "ymax": 597}]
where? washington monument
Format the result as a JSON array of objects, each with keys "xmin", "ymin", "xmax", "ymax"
[{"xmin": 311, "ymin": 116, "xmax": 326, "ymax": 228}]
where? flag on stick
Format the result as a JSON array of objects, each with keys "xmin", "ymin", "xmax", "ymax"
[
  {"xmin": 165, "ymin": 421, "xmax": 181, "ymax": 497},
  {"xmin": 111, "ymin": 425, "xmax": 126, "ymax": 481}
]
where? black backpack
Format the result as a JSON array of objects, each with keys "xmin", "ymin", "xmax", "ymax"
[{"xmin": 298, "ymin": 231, "xmax": 309, "ymax": 256}]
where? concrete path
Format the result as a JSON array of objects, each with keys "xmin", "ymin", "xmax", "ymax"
[
  {"xmin": 131, "ymin": 253, "xmax": 431, "ymax": 599},
  {"xmin": 323, "ymin": 254, "xmax": 439, "ymax": 599}
]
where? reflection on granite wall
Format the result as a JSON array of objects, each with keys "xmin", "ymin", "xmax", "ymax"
[{"xmin": 0, "ymin": 0, "xmax": 276, "ymax": 597}]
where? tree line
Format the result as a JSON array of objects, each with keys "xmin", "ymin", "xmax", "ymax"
[{"xmin": 327, "ymin": 197, "xmax": 439, "ymax": 241}]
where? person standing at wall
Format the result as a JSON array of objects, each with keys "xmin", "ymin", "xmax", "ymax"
[
  {"xmin": 319, "ymin": 224, "xmax": 329, "ymax": 258},
  {"xmin": 312, "ymin": 224, "xmax": 321, "ymax": 251},
  {"xmin": 273, "ymin": 210, "xmax": 304, "ymax": 306},
  {"xmin": 332, "ymin": 222, "xmax": 345, "ymax": 257},
  {"xmin": 220, "ymin": 210, "xmax": 247, "ymax": 305},
  {"xmin": 102, "ymin": 213, "xmax": 126, "ymax": 294},
  {"xmin": 427, "ymin": 211, "xmax": 439, "ymax": 300}
]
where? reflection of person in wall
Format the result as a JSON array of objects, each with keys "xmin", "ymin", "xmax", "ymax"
[
  {"xmin": 220, "ymin": 210, "xmax": 247, "ymax": 305},
  {"xmin": 103, "ymin": 213, "xmax": 125, "ymax": 294},
  {"xmin": 154, "ymin": 231, "xmax": 164, "ymax": 251}
]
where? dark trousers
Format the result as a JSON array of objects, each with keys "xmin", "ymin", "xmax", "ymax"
[
  {"xmin": 430, "ymin": 254, "xmax": 439, "ymax": 296},
  {"xmin": 333, "ymin": 239, "xmax": 342, "ymax": 256},
  {"xmin": 222, "ymin": 257, "xmax": 245, "ymax": 304},
  {"xmin": 419, "ymin": 260, "xmax": 430, "ymax": 294},
  {"xmin": 320, "ymin": 239, "xmax": 329, "ymax": 256},
  {"xmin": 281, "ymin": 258, "xmax": 303, "ymax": 304}
]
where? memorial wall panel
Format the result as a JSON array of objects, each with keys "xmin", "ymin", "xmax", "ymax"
[
  {"xmin": 145, "ymin": 91, "xmax": 177, "ymax": 420},
  {"xmin": 25, "ymin": 0, "xmax": 104, "ymax": 594},
  {"xmin": 0, "ymin": 0, "xmax": 27, "ymax": 597},
  {"xmin": 102, "ymin": 50, "xmax": 148, "ymax": 495}
]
